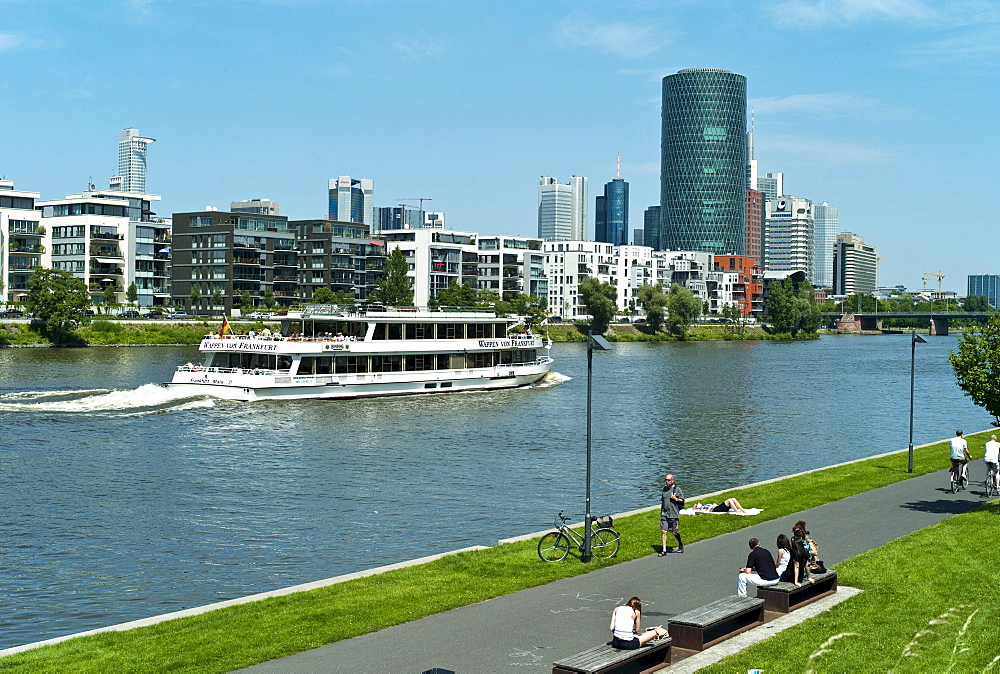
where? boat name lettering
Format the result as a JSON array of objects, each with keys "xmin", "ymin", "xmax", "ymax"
[
  {"xmin": 478, "ymin": 339, "xmax": 534, "ymax": 348},
  {"xmin": 203, "ymin": 340, "xmax": 277, "ymax": 352}
]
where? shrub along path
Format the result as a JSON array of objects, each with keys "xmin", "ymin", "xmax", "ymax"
[{"xmin": 242, "ymin": 460, "xmax": 990, "ymax": 673}]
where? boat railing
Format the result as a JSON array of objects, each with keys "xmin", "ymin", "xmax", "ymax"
[
  {"xmin": 177, "ymin": 365, "xmax": 292, "ymax": 376},
  {"xmin": 204, "ymin": 334, "xmax": 364, "ymax": 343}
]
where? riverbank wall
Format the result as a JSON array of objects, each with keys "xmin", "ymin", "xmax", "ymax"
[{"xmin": 1, "ymin": 431, "xmax": 981, "ymax": 659}]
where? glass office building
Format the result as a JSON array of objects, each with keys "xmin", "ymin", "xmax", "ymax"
[
  {"xmin": 660, "ymin": 68, "xmax": 747, "ymax": 255},
  {"xmin": 968, "ymin": 274, "xmax": 1000, "ymax": 307},
  {"xmin": 595, "ymin": 178, "xmax": 629, "ymax": 246}
]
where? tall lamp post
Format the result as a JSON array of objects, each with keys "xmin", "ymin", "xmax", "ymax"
[
  {"xmin": 908, "ymin": 330, "xmax": 928, "ymax": 473},
  {"xmin": 583, "ymin": 329, "xmax": 613, "ymax": 563}
]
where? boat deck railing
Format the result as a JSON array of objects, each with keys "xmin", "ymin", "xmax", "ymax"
[
  {"xmin": 176, "ymin": 365, "xmax": 292, "ymax": 376},
  {"xmin": 205, "ymin": 334, "xmax": 364, "ymax": 343}
]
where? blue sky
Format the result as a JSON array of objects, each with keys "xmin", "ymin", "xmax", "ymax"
[{"xmin": 1, "ymin": 0, "xmax": 998, "ymax": 291}]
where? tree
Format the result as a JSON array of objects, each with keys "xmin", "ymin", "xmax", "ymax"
[
  {"xmin": 369, "ymin": 246, "xmax": 414, "ymax": 306},
  {"xmin": 950, "ymin": 316, "xmax": 1000, "ymax": 426},
  {"xmin": 577, "ymin": 277, "xmax": 617, "ymax": 335},
  {"xmin": 101, "ymin": 285, "xmax": 117, "ymax": 314},
  {"xmin": 721, "ymin": 303, "xmax": 749, "ymax": 336},
  {"xmin": 189, "ymin": 284, "xmax": 202, "ymax": 312},
  {"xmin": 312, "ymin": 287, "xmax": 337, "ymax": 304},
  {"xmin": 430, "ymin": 281, "xmax": 479, "ymax": 309},
  {"xmin": 125, "ymin": 282, "xmax": 138, "ymax": 307},
  {"xmin": 239, "ymin": 291, "xmax": 253, "ymax": 312},
  {"xmin": 637, "ymin": 283, "xmax": 667, "ymax": 333},
  {"xmin": 211, "ymin": 287, "xmax": 224, "ymax": 314},
  {"xmin": 665, "ymin": 284, "xmax": 701, "ymax": 338},
  {"xmin": 765, "ymin": 277, "xmax": 823, "ymax": 337},
  {"xmin": 23, "ymin": 268, "xmax": 92, "ymax": 342},
  {"xmin": 262, "ymin": 288, "xmax": 277, "ymax": 309},
  {"xmin": 964, "ymin": 295, "xmax": 993, "ymax": 312},
  {"xmin": 497, "ymin": 293, "xmax": 547, "ymax": 328}
]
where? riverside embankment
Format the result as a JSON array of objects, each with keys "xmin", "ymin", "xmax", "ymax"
[
  {"xmin": 0, "ymin": 334, "xmax": 984, "ymax": 652},
  {"xmin": 0, "ymin": 431, "xmax": 990, "ymax": 671}
]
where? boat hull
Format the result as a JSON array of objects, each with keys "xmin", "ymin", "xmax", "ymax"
[{"xmin": 164, "ymin": 361, "xmax": 552, "ymax": 402}]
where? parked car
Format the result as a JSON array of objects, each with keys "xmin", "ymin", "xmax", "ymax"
[
  {"xmin": 75, "ymin": 309, "xmax": 96, "ymax": 317},
  {"xmin": 167, "ymin": 311, "xmax": 189, "ymax": 320},
  {"xmin": 142, "ymin": 310, "xmax": 165, "ymax": 320},
  {"xmin": 1, "ymin": 309, "xmax": 24, "ymax": 319},
  {"xmin": 118, "ymin": 310, "xmax": 141, "ymax": 319}
]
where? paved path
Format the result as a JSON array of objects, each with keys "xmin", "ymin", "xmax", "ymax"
[{"xmin": 242, "ymin": 468, "xmax": 987, "ymax": 673}]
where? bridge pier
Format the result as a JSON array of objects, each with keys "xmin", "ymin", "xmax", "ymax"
[{"xmin": 929, "ymin": 317, "xmax": 949, "ymax": 336}]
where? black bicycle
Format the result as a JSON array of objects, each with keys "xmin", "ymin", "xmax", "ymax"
[{"xmin": 538, "ymin": 511, "xmax": 620, "ymax": 562}]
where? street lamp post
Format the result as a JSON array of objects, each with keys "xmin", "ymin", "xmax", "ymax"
[
  {"xmin": 582, "ymin": 329, "xmax": 613, "ymax": 563},
  {"xmin": 908, "ymin": 330, "xmax": 928, "ymax": 473}
]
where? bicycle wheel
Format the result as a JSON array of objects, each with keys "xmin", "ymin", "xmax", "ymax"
[
  {"xmin": 591, "ymin": 528, "xmax": 620, "ymax": 559},
  {"xmin": 538, "ymin": 531, "xmax": 570, "ymax": 562},
  {"xmin": 950, "ymin": 469, "xmax": 958, "ymax": 494}
]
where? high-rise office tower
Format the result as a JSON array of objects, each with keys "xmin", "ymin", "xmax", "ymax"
[
  {"xmin": 328, "ymin": 177, "xmax": 374, "ymax": 228},
  {"xmin": 109, "ymin": 128, "xmax": 155, "ymax": 193},
  {"xmin": 538, "ymin": 176, "xmax": 587, "ymax": 241},
  {"xmin": 643, "ymin": 206, "xmax": 661, "ymax": 250},
  {"xmin": 968, "ymin": 275, "xmax": 1000, "ymax": 307},
  {"xmin": 745, "ymin": 189, "xmax": 763, "ymax": 266},
  {"xmin": 812, "ymin": 202, "xmax": 839, "ymax": 289},
  {"xmin": 660, "ymin": 68, "xmax": 747, "ymax": 255},
  {"xmin": 595, "ymin": 161, "xmax": 629, "ymax": 246},
  {"xmin": 833, "ymin": 232, "xmax": 877, "ymax": 295},
  {"xmin": 746, "ymin": 112, "xmax": 758, "ymax": 190},
  {"xmin": 757, "ymin": 172, "xmax": 783, "ymax": 200},
  {"xmin": 764, "ymin": 195, "xmax": 814, "ymax": 278}
]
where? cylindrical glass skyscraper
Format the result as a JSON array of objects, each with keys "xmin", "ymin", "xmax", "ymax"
[{"xmin": 660, "ymin": 68, "xmax": 747, "ymax": 255}]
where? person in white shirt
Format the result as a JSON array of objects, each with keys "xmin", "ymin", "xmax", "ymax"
[
  {"xmin": 609, "ymin": 597, "xmax": 667, "ymax": 650},
  {"xmin": 950, "ymin": 429, "xmax": 972, "ymax": 483},
  {"xmin": 984, "ymin": 434, "xmax": 1000, "ymax": 489}
]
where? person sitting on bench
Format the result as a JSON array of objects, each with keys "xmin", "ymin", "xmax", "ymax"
[
  {"xmin": 609, "ymin": 597, "xmax": 667, "ymax": 649},
  {"xmin": 737, "ymin": 538, "xmax": 779, "ymax": 597},
  {"xmin": 780, "ymin": 529, "xmax": 816, "ymax": 587}
]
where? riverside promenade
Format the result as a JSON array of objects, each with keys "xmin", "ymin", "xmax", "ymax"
[{"xmin": 243, "ymin": 466, "xmax": 987, "ymax": 673}]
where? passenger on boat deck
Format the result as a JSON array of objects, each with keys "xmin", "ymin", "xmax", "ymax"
[{"xmin": 261, "ymin": 327, "xmax": 271, "ymax": 337}]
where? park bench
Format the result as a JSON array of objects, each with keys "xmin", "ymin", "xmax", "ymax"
[
  {"xmin": 755, "ymin": 569, "xmax": 837, "ymax": 613},
  {"xmin": 667, "ymin": 596, "xmax": 765, "ymax": 651},
  {"xmin": 552, "ymin": 637, "xmax": 672, "ymax": 674}
]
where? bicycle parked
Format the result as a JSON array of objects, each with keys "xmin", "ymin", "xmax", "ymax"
[{"xmin": 538, "ymin": 511, "xmax": 620, "ymax": 562}]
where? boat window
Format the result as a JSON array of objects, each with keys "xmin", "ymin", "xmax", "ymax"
[
  {"xmin": 334, "ymin": 355, "xmax": 368, "ymax": 373},
  {"xmin": 437, "ymin": 354, "xmax": 451, "ymax": 369},
  {"xmin": 370, "ymin": 355, "xmax": 404, "ymax": 372},
  {"xmin": 468, "ymin": 323, "xmax": 493, "ymax": 339},
  {"xmin": 499, "ymin": 351, "xmax": 513, "ymax": 365},
  {"xmin": 204, "ymin": 353, "xmax": 219, "ymax": 367},
  {"xmin": 405, "ymin": 323, "xmax": 435, "ymax": 339},
  {"xmin": 387, "ymin": 324, "xmax": 402, "ymax": 340},
  {"xmin": 298, "ymin": 356, "xmax": 333, "ymax": 375},
  {"xmin": 469, "ymin": 352, "xmax": 496, "ymax": 368},
  {"xmin": 373, "ymin": 323, "xmax": 386, "ymax": 340},
  {"xmin": 405, "ymin": 354, "xmax": 436, "ymax": 371},
  {"xmin": 495, "ymin": 323, "xmax": 508, "ymax": 338},
  {"xmin": 449, "ymin": 353, "xmax": 467, "ymax": 369},
  {"xmin": 438, "ymin": 323, "xmax": 464, "ymax": 339},
  {"xmin": 277, "ymin": 356, "xmax": 292, "ymax": 371}
]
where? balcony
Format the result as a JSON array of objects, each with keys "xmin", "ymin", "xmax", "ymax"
[
  {"xmin": 8, "ymin": 244, "xmax": 45, "ymax": 254},
  {"xmin": 90, "ymin": 231, "xmax": 124, "ymax": 241}
]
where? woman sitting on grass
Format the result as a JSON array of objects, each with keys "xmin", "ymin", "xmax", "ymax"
[{"xmin": 609, "ymin": 597, "xmax": 667, "ymax": 650}]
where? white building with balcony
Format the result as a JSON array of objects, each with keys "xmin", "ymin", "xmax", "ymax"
[
  {"xmin": 477, "ymin": 235, "xmax": 547, "ymax": 303},
  {"xmin": 380, "ymin": 229, "xmax": 479, "ymax": 308},
  {"xmin": 1, "ymin": 180, "xmax": 46, "ymax": 305},
  {"xmin": 542, "ymin": 240, "xmax": 615, "ymax": 320}
]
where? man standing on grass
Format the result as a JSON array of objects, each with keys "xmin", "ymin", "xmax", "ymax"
[
  {"xmin": 950, "ymin": 429, "xmax": 972, "ymax": 484},
  {"xmin": 659, "ymin": 474, "xmax": 684, "ymax": 555},
  {"xmin": 737, "ymin": 538, "xmax": 779, "ymax": 597}
]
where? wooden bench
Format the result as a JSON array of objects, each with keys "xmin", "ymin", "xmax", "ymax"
[
  {"xmin": 667, "ymin": 596, "xmax": 765, "ymax": 651},
  {"xmin": 755, "ymin": 570, "xmax": 837, "ymax": 612},
  {"xmin": 552, "ymin": 637, "xmax": 672, "ymax": 674}
]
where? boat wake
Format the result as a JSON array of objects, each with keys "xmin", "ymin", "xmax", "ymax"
[
  {"xmin": 532, "ymin": 371, "xmax": 571, "ymax": 388},
  {"xmin": 0, "ymin": 384, "xmax": 215, "ymax": 416}
]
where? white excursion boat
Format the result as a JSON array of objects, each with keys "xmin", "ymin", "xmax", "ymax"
[{"xmin": 164, "ymin": 305, "xmax": 554, "ymax": 401}]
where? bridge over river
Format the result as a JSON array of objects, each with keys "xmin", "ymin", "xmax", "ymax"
[{"xmin": 827, "ymin": 312, "xmax": 994, "ymax": 335}]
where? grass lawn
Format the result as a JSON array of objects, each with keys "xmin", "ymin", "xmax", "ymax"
[
  {"xmin": 0, "ymin": 432, "xmax": 991, "ymax": 672},
  {"xmin": 702, "ymin": 501, "xmax": 1000, "ymax": 672}
]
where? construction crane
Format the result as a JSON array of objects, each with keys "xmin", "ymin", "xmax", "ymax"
[
  {"xmin": 922, "ymin": 271, "xmax": 945, "ymax": 294},
  {"xmin": 397, "ymin": 198, "xmax": 433, "ymax": 211}
]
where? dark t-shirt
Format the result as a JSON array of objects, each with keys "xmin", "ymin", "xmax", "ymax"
[{"xmin": 745, "ymin": 546, "xmax": 779, "ymax": 580}]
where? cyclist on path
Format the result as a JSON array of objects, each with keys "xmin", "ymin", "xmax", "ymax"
[
  {"xmin": 950, "ymin": 429, "xmax": 972, "ymax": 485},
  {"xmin": 984, "ymin": 434, "xmax": 999, "ymax": 489}
]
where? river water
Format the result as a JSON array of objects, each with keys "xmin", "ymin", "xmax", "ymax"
[{"xmin": 0, "ymin": 335, "xmax": 987, "ymax": 648}]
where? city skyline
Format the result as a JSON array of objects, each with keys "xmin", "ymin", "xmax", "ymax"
[{"xmin": 1, "ymin": 1, "xmax": 998, "ymax": 291}]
